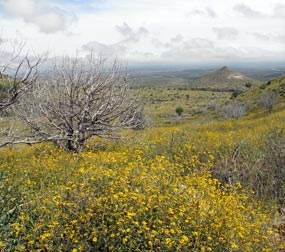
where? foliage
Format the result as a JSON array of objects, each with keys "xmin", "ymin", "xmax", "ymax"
[
  {"xmin": 213, "ymin": 128, "xmax": 285, "ymax": 204},
  {"xmin": 245, "ymin": 82, "xmax": 252, "ymax": 88},
  {"xmin": 2, "ymin": 72, "xmax": 285, "ymax": 250},
  {"xmin": 137, "ymin": 87, "xmax": 230, "ymax": 125},
  {"xmin": 237, "ymin": 76, "xmax": 285, "ymax": 113},
  {"xmin": 230, "ymin": 89, "xmax": 243, "ymax": 99},
  {"xmin": 175, "ymin": 106, "xmax": 184, "ymax": 116},
  {"xmin": 1, "ymin": 110, "xmax": 285, "ymax": 250}
]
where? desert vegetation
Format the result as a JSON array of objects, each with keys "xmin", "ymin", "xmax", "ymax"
[
  {"xmin": 1, "ymin": 46, "xmax": 285, "ymax": 251},
  {"xmin": 1, "ymin": 109, "xmax": 285, "ymax": 251},
  {"xmin": 175, "ymin": 106, "xmax": 184, "ymax": 116},
  {"xmin": 221, "ymin": 102, "xmax": 246, "ymax": 119},
  {"xmin": 257, "ymin": 92, "xmax": 277, "ymax": 112}
]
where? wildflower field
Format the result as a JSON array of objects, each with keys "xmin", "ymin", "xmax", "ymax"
[{"xmin": 1, "ymin": 110, "xmax": 285, "ymax": 251}]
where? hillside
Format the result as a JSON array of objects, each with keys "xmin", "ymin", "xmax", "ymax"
[
  {"xmin": 189, "ymin": 66, "xmax": 261, "ymax": 91},
  {"xmin": 127, "ymin": 66, "xmax": 284, "ymax": 89},
  {"xmin": 1, "ymin": 69, "xmax": 285, "ymax": 250},
  {"xmin": 1, "ymin": 110, "xmax": 285, "ymax": 251},
  {"xmin": 236, "ymin": 75, "xmax": 285, "ymax": 111}
]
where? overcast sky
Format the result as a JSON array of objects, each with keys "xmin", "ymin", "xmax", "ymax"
[{"xmin": 0, "ymin": 0, "xmax": 285, "ymax": 65}]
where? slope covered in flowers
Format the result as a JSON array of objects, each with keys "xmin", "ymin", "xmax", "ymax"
[{"xmin": 1, "ymin": 110, "xmax": 285, "ymax": 251}]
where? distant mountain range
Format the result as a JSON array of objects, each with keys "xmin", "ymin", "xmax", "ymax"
[
  {"xmin": 188, "ymin": 66, "xmax": 261, "ymax": 91},
  {"xmin": 198, "ymin": 66, "xmax": 249, "ymax": 82}
]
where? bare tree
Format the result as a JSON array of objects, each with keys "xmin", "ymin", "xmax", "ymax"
[
  {"xmin": 0, "ymin": 39, "xmax": 42, "ymax": 148},
  {"xmin": 221, "ymin": 102, "xmax": 246, "ymax": 119},
  {"xmin": 257, "ymin": 92, "xmax": 276, "ymax": 112},
  {"xmin": 16, "ymin": 55, "xmax": 144, "ymax": 152}
]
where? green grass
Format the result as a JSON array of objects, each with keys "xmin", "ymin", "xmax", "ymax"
[
  {"xmin": 134, "ymin": 87, "xmax": 231, "ymax": 126},
  {"xmin": 234, "ymin": 75, "xmax": 285, "ymax": 113},
  {"xmin": 1, "ymin": 73, "xmax": 285, "ymax": 250}
]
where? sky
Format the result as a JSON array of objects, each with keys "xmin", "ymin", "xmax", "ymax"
[{"xmin": 0, "ymin": 0, "xmax": 285, "ymax": 66}]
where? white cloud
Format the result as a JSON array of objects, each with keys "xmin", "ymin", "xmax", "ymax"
[
  {"xmin": 233, "ymin": 3, "xmax": 264, "ymax": 18},
  {"xmin": 205, "ymin": 7, "xmax": 217, "ymax": 18},
  {"xmin": 0, "ymin": 0, "xmax": 284, "ymax": 64},
  {"xmin": 151, "ymin": 38, "xmax": 165, "ymax": 49},
  {"xmin": 251, "ymin": 33, "xmax": 270, "ymax": 41},
  {"xmin": 1, "ymin": 0, "xmax": 77, "ymax": 33},
  {"xmin": 276, "ymin": 35, "xmax": 285, "ymax": 43},
  {"xmin": 160, "ymin": 42, "xmax": 285, "ymax": 63},
  {"xmin": 82, "ymin": 41, "xmax": 127, "ymax": 57},
  {"xmin": 81, "ymin": 23, "xmax": 148, "ymax": 57},
  {"xmin": 213, "ymin": 27, "xmax": 239, "ymax": 40},
  {"xmin": 273, "ymin": 3, "xmax": 285, "ymax": 18},
  {"xmin": 184, "ymin": 38, "xmax": 215, "ymax": 49},
  {"xmin": 115, "ymin": 22, "xmax": 148, "ymax": 43},
  {"xmin": 170, "ymin": 34, "xmax": 184, "ymax": 43},
  {"xmin": 188, "ymin": 7, "xmax": 217, "ymax": 18},
  {"xmin": 160, "ymin": 38, "xmax": 215, "ymax": 62}
]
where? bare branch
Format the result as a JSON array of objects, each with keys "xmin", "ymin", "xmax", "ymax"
[
  {"xmin": 16, "ymin": 54, "xmax": 145, "ymax": 152},
  {"xmin": 221, "ymin": 102, "xmax": 246, "ymax": 120},
  {"xmin": 0, "ymin": 37, "xmax": 44, "ymax": 148},
  {"xmin": 257, "ymin": 92, "xmax": 277, "ymax": 112}
]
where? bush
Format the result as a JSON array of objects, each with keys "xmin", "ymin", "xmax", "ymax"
[
  {"xmin": 231, "ymin": 90, "xmax": 243, "ymax": 99},
  {"xmin": 175, "ymin": 107, "xmax": 184, "ymax": 116},
  {"xmin": 257, "ymin": 92, "xmax": 277, "ymax": 112},
  {"xmin": 245, "ymin": 82, "xmax": 252, "ymax": 88},
  {"xmin": 0, "ymin": 146, "xmax": 280, "ymax": 251},
  {"xmin": 1, "ymin": 109, "xmax": 285, "ymax": 251},
  {"xmin": 221, "ymin": 102, "xmax": 246, "ymax": 119}
]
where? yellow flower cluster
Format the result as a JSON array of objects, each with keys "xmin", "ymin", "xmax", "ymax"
[{"xmin": 0, "ymin": 110, "xmax": 285, "ymax": 251}]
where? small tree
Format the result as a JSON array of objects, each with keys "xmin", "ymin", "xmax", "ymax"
[
  {"xmin": 231, "ymin": 90, "xmax": 243, "ymax": 99},
  {"xmin": 257, "ymin": 92, "xmax": 276, "ymax": 112},
  {"xmin": 245, "ymin": 82, "xmax": 252, "ymax": 88},
  {"xmin": 221, "ymin": 102, "xmax": 246, "ymax": 120},
  {"xmin": 17, "ymin": 55, "xmax": 144, "ymax": 152},
  {"xmin": 175, "ymin": 106, "xmax": 184, "ymax": 116}
]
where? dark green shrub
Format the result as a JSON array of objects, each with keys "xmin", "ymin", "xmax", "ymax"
[{"xmin": 175, "ymin": 107, "xmax": 184, "ymax": 116}]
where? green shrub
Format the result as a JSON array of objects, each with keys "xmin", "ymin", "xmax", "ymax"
[{"xmin": 175, "ymin": 107, "xmax": 184, "ymax": 116}]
